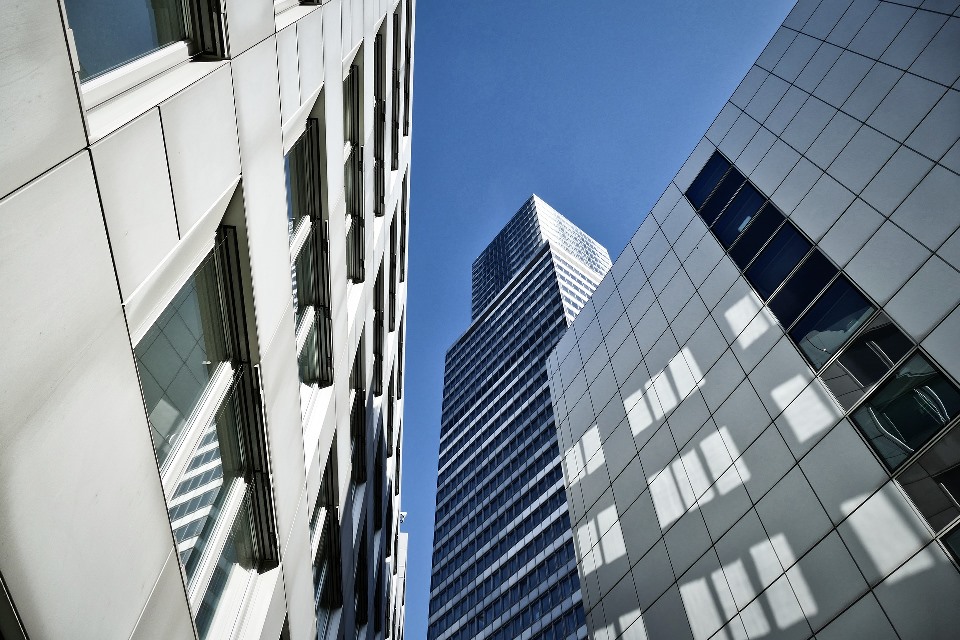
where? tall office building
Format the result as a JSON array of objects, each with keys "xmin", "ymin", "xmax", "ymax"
[
  {"xmin": 0, "ymin": 0, "xmax": 414, "ymax": 639},
  {"xmin": 428, "ymin": 196, "xmax": 612, "ymax": 640},
  {"xmin": 547, "ymin": 1, "xmax": 960, "ymax": 638}
]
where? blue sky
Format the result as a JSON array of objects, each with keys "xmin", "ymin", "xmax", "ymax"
[{"xmin": 402, "ymin": 1, "xmax": 795, "ymax": 637}]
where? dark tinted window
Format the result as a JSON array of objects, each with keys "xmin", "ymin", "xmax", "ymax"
[
  {"xmin": 712, "ymin": 183, "xmax": 766, "ymax": 249},
  {"xmin": 852, "ymin": 353, "xmax": 960, "ymax": 470},
  {"xmin": 898, "ymin": 427, "xmax": 960, "ymax": 531},
  {"xmin": 768, "ymin": 250, "xmax": 837, "ymax": 327},
  {"xmin": 745, "ymin": 225, "xmax": 812, "ymax": 300},
  {"xmin": 729, "ymin": 205, "xmax": 784, "ymax": 270},
  {"xmin": 943, "ymin": 527, "xmax": 960, "ymax": 564},
  {"xmin": 821, "ymin": 313, "xmax": 912, "ymax": 409},
  {"xmin": 699, "ymin": 170, "xmax": 746, "ymax": 225},
  {"xmin": 685, "ymin": 153, "xmax": 731, "ymax": 209},
  {"xmin": 790, "ymin": 277, "xmax": 874, "ymax": 369}
]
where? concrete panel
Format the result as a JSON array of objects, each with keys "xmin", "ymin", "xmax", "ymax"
[
  {"xmin": 91, "ymin": 109, "xmax": 180, "ymax": 299},
  {"xmin": 129, "ymin": 550, "xmax": 195, "ymax": 640},
  {"xmin": 0, "ymin": 0, "xmax": 87, "ymax": 199},
  {"xmin": 0, "ymin": 154, "xmax": 175, "ymax": 640},
  {"xmin": 160, "ymin": 65, "xmax": 242, "ymax": 234}
]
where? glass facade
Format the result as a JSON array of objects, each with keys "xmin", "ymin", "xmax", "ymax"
[{"xmin": 429, "ymin": 197, "xmax": 609, "ymax": 640}]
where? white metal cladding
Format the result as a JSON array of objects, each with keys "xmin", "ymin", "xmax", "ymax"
[
  {"xmin": 0, "ymin": 0, "xmax": 415, "ymax": 638},
  {"xmin": 548, "ymin": 1, "xmax": 960, "ymax": 639}
]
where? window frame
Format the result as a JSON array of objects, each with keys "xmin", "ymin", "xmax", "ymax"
[{"xmin": 63, "ymin": 0, "xmax": 226, "ymax": 109}]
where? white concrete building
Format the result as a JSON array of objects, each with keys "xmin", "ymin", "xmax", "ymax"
[
  {"xmin": 548, "ymin": 1, "xmax": 960, "ymax": 638},
  {"xmin": 0, "ymin": 0, "xmax": 414, "ymax": 639}
]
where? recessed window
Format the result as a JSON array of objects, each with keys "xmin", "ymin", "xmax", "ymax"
[
  {"xmin": 344, "ymin": 63, "xmax": 366, "ymax": 282},
  {"xmin": 712, "ymin": 182, "xmax": 765, "ymax": 249},
  {"xmin": 744, "ymin": 224, "xmax": 811, "ymax": 300},
  {"xmin": 728, "ymin": 204, "xmax": 784, "ymax": 270},
  {"xmin": 133, "ymin": 231, "xmax": 277, "ymax": 637},
  {"xmin": 790, "ymin": 277, "xmax": 874, "ymax": 369},
  {"xmin": 768, "ymin": 249, "xmax": 837, "ymax": 327},
  {"xmin": 63, "ymin": 0, "xmax": 187, "ymax": 81},
  {"xmin": 685, "ymin": 153, "xmax": 731, "ymax": 210},
  {"xmin": 851, "ymin": 353, "xmax": 960, "ymax": 470}
]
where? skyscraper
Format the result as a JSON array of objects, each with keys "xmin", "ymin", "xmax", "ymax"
[
  {"xmin": 548, "ymin": 1, "xmax": 960, "ymax": 639},
  {"xmin": 428, "ymin": 196, "xmax": 612, "ymax": 640},
  {"xmin": 0, "ymin": 1, "xmax": 414, "ymax": 638}
]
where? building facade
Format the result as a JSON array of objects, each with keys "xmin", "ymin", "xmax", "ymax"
[
  {"xmin": 428, "ymin": 197, "xmax": 612, "ymax": 640},
  {"xmin": 547, "ymin": 1, "xmax": 960, "ymax": 639},
  {"xmin": 0, "ymin": 0, "xmax": 414, "ymax": 639}
]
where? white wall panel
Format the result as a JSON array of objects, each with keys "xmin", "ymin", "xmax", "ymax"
[
  {"xmin": 298, "ymin": 8, "xmax": 326, "ymax": 101},
  {"xmin": 0, "ymin": 0, "xmax": 87, "ymax": 199},
  {"xmin": 224, "ymin": 0, "xmax": 276, "ymax": 57},
  {"xmin": 231, "ymin": 37, "xmax": 295, "ymax": 352},
  {"xmin": 129, "ymin": 550, "xmax": 196, "ymax": 640},
  {"xmin": 278, "ymin": 25, "xmax": 302, "ymax": 124},
  {"xmin": 0, "ymin": 154, "xmax": 174, "ymax": 640},
  {"xmin": 161, "ymin": 66, "xmax": 242, "ymax": 234},
  {"xmin": 92, "ymin": 109, "xmax": 180, "ymax": 299}
]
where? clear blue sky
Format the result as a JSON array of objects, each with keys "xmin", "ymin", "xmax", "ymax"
[{"xmin": 402, "ymin": 1, "xmax": 796, "ymax": 637}]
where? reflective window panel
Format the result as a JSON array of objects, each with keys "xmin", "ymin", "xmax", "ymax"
[
  {"xmin": 745, "ymin": 224, "xmax": 812, "ymax": 300},
  {"xmin": 135, "ymin": 253, "xmax": 227, "ymax": 468},
  {"xmin": 851, "ymin": 353, "xmax": 960, "ymax": 470},
  {"xmin": 729, "ymin": 204, "xmax": 784, "ymax": 270},
  {"xmin": 712, "ymin": 182, "xmax": 766, "ymax": 249},
  {"xmin": 768, "ymin": 249, "xmax": 838, "ymax": 327},
  {"xmin": 63, "ymin": 0, "xmax": 187, "ymax": 80},
  {"xmin": 790, "ymin": 277, "xmax": 874, "ymax": 369},
  {"xmin": 822, "ymin": 313, "xmax": 913, "ymax": 409},
  {"xmin": 698, "ymin": 169, "xmax": 746, "ymax": 226},
  {"xmin": 899, "ymin": 426, "xmax": 960, "ymax": 531},
  {"xmin": 685, "ymin": 152, "xmax": 731, "ymax": 209}
]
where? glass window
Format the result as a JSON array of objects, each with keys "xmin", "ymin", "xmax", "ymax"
[
  {"xmin": 899, "ymin": 427, "xmax": 960, "ymax": 532},
  {"xmin": 943, "ymin": 526, "xmax": 960, "ymax": 564},
  {"xmin": 711, "ymin": 183, "xmax": 765, "ymax": 249},
  {"xmin": 821, "ymin": 313, "xmax": 913, "ymax": 409},
  {"xmin": 698, "ymin": 169, "xmax": 746, "ymax": 226},
  {"xmin": 685, "ymin": 153, "xmax": 731, "ymax": 210},
  {"xmin": 768, "ymin": 249, "xmax": 837, "ymax": 327},
  {"xmin": 744, "ymin": 224, "xmax": 811, "ymax": 300},
  {"xmin": 729, "ymin": 204, "xmax": 784, "ymax": 270},
  {"xmin": 790, "ymin": 277, "xmax": 874, "ymax": 369},
  {"xmin": 63, "ymin": 0, "xmax": 187, "ymax": 81},
  {"xmin": 135, "ymin": 254, "xmax": 227, "ymax": 468},
  {"xmin": 851, "ymin": 353, "xmax": 960, "ymax": 470}
]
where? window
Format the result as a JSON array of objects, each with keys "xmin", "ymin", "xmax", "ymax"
[
  {"xmin": 285, "ymin": 119, "xmax": 334, "ymax": 397},
  {"xmin": 391, "ymin": 9, "xmax": 402, "ymax": 170},
  {"xmin": 403, "ymin": 0, "xmax": 413, "ymax": 137},
  {"xmin": 729, "ymin": 204, "xmax": 784, "ymax": 270},
  {"xmin": 820, "ymin": 312, "xmax": 912, "ymax": 409},
  {"xmin": 373, "ymin": 263, "xmax": 385, "ymax": 396},
  {"xmin": 744, "ymin": 224, "xmax": 811, "ymax": 300},
  {"xmin": 344, "ymin": 63, "xmax": 365, "ymax": 282},
  {"xmin": 899, "ymin": 427, "xmax": 960, "ymax": 532},
  {"xmin": 313, "ymin": 441, "xmax": 343, "ymax": 638},
  {"xmin": 389, "ymin": 216, "xmax": 398, "ymax": 331},
  {"xmin": 768, "ymin": 249, "xmax": 837, "ymax": 327},
  {"xmin": 698, "ymin": 169, "xmax": 746, "ymax": 226},
  {"xmin": 63, "ymin": 0, "xmax": 224, "ymax": 106},
  {"xmin": 350, "ymin": 340, "xmax": 367, "ymax": 483},
  {"xmin": 400, "ymin": 177, "xmax": 408, "ymax": 283},
  {"xmin": 133, "ymin": 229, "xmax": 278, "ymax": 638},
  {"xmin": 851, "ymin": 353, "xmax": 960, "ymax": 470},
  {"xmin": 374, "ymin": 31, "xmax": 387, "ymax": 216},
  {"xmin": 789, "ymin": 277, "xmax": 875, "ymax": 369},
  {"xmin": 685, "ymin": 152, "xmax": 730, "ymax": 209},
  {"xmin": 711, "ymin": 182, "xmax": 765, "ymax": 249}
]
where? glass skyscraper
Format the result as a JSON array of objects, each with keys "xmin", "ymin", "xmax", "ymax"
[{"xmin": 428, "ymin": 196, "xmax": 612, "ymax": 640}]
